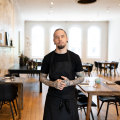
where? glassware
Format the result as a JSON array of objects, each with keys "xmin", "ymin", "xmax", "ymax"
[{"xmin": 11, "ymin": 74, "xmax": 15, "ymax": 81}]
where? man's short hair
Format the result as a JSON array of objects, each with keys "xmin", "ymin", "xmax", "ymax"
[{"xmin": 53, "ymin": 28, "xmax": 67, "ymax": 37}]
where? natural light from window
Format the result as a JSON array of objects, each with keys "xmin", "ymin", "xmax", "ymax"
[
  {"xmin": 68, "ymin": 27, "xmax": 82, "ymax": 56},
  {"xmin": 31, "ymin": 26, "xmax": 44, "ymax": 58},
  {"xmin": 87, "ymin": 26, "xmax": 101, "ymax": 58}
]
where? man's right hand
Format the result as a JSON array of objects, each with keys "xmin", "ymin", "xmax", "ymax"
[{"xmin": 54, "ymin": 79, "xmax": 66, "ymax": 90}]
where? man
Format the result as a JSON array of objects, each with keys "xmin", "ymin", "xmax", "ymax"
[{"xmin": 40, "ymin": 28, "xmax": 84, "ymax": 120}]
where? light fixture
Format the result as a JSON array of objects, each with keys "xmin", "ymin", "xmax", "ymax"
[
  {"xmin": 77, "ymin": 0, "xmax": 96, "ymax": 4},
  {"xmin": 50, "ymin": 2, "xmax": 54, "ymax": 5}
]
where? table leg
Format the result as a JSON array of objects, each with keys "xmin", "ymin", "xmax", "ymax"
[
  {"xmin": 88, "ymin": 67, "xmax": 90, "ymax": 77},
  {"xmin": 39, "ymin": 73, "xmax": 42, "ymax": 93},
  {"xmin": 104, "ymin": 64, "xmax": 105, "ymax": 76},
  {"xmin": 18, "ymin": 83, "xmax": 23, "ymax": 119},
  {"xmin": 86, "ymin": 93, "xmax": 92, "ymax": 120},
  {"xmin": 110, "ymin": 68, "xmax": 112, "ymax": 76},
  {"xmin": 40, "ymin": 82, "xmax": 42, "ymax": 93},
  {"xmin": 114, "ymin": 68, "xmax": 116, "ymax": 76},
  {"xmin": 97, "ymin": 96, "xmax": 99, "ymax": 111}
]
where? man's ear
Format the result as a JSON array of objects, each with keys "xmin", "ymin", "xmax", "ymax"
[{"xmin": 66, "ymin": 37, "xmax": 68, "ymax": 43}]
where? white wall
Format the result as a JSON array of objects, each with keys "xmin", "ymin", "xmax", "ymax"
[
  {"xmin": 24, "ymin": 21, "xmax": 108, "ymax": 64},
  {"xmin": 13, "ymin": 0, "xmax": 25, "ymax": 64},
  {"xmin": 0, "ymin": 0, "xmax": 15, "ymax": 75},
  {"xmin": 0, "ymin": 0, "xmax": 24, "ymax": 76},
  {"xmin": 108, "ymin": 20, "xmax": 120, "ymax": 61},
  {"xmin": 108, "ymin": 20, "xmax": 120, "ymax": 73}
]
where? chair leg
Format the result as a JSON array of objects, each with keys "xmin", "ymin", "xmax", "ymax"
[
  {"xmin": 99, "ymin": 69, "xmax": 102, "ymax": 74},
  {"xmin": 91, "ymin": 109, "xmax": 94, "ymax": 120},
  {"xmin": 78, "ymin": 106, "xmax": 82, "ymax": 112},
  {"xmin": 105, "ymin": 102, "xmax": 110, "ymax": 120},
  {"xmin": 116, "ymin": 70, "xmax": 119, "ymax": 76},
  {"xmin": 12, "ymin": 101, "xmax": 17, "ymax": 115},
  {"xmin": 9, "ymin": 102, "xmax": 15, "ymax": 120},
  {"xmin": 83, "ymin": 107, "xmax": 86, "ymax": 115},
  {"xmin": 15, "ymin": 98, "xmax": 18, "ymax": 111},
  {"xmin": 97, "ymin": 101, "xmax": 104, "ymax": 116},
  {"xmin": 0, "ymin": 101, "xmax": 3, "ymax": 109},
  {"xmin": 115, "ymin": 102, "xmax": 119, "ymax": 116}
]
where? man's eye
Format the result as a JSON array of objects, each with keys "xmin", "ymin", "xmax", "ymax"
[{"xmin": 55, "ymin": 36, "xmax": 59, "ymax": 39}]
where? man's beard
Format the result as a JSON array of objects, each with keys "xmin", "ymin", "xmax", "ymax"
[{"xmin": 58, "ymin": 45, "xmax": 65, "ymax": 49}]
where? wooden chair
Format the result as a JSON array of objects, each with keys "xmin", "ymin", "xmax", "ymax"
[
  {"xmin": 98, "ymin": 62, "xmax": 108, "ymax": 75},
  {"xmin": 83, "ymin": 63, "xmax": 93, "ymax": 76},
  {"xmin": 94, "ymin": 61, "xmax": 99, "ymax": 73},
  {"xmin": 107, "ymin": 62, "xmax": 119, "ymax": 76}
]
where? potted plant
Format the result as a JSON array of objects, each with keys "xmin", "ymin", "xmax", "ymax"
[{"xmin": 19, "ymin": 54, "xmax": 29, "ymax": 66}]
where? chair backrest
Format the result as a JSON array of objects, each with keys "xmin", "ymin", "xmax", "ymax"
[
  {"xmin": 37, "ymin": 62, "xmax": 42, "ymax": 66},
  {"xmin": 0, "ymin": 84, "xmax": 18, "ymax": 101},
  {"xmin": 89, "ymin": 64, "xmax": 93, "ymax": 72},
  {"xmin": 110, "ymin": 62, "xmax": 119, "ymax": 69},
  {"xmin": 114, "ymin": 62, "xmax": 119, "ymax": 69},
  {"xmin": 98, "ymin": 62, "xmax": 103, "ymax": 68},
  {"xmin": 94, "ymin": 61, "xmax": 98, "ymax": 67}
]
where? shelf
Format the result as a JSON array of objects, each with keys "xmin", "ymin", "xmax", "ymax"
[{"xmin": 0, "ymin": 45, "xmax": 14, "ymax": 48}]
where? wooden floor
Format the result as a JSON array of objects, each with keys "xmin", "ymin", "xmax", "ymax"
[{"xmin": 0, "ymin": 72, "xmax": 120, "ymax": 120}]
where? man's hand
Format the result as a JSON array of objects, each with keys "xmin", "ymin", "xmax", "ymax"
[
  {"xmin": 61, "ymin": 72, "xmax": 84, "ymax": 87},
  {"xmin": 54, "ymin": 79, "xmax": 66, "ymax": 90},
  {"xmin": 61, "ymin": 76, "xmax": 71, "ymax": 87}
]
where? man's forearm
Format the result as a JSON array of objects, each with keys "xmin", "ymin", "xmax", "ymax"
[
  {"xmin": 70, "ymin": 71, "xmax": 84, "ymax": 86},
  {"xmin": 40, "ymin": 73, "xmax": 55, "ymax": 87},
  {"xmin": 62, "ymin": 71, "xmax": 84, "ymax": 86},
  {"xmin": 69, "ymin": 77, "xmax": 84, "ymax": 86}
]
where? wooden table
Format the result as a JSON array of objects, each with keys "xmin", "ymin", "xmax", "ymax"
[
  {"xmin": 8, "ymin": 64, "xmax": 42, "ymax": 93},
  {"xmin": 0, "ymin": 77, "xmax": 23, "ymax": 119},
  {"xmin": 78, "ymin": 77, "xmax": 120, "ymax": 120}
]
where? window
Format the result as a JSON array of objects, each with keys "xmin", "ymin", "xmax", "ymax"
[
  {"xmin": 68, "ymin": 27, "xmax": 82, "ymax": 56},
  {"xmin": 31, "ymin": 26, "xmax": 44, "ymax": 58},
  {"xmin": 87, "ymin": 26, "xmax": 101, "ymax": 58}
]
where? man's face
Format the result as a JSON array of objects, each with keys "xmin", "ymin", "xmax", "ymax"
[{"xmin": 53, "ymin": 30, "xmax": 68, "ymax": 49}]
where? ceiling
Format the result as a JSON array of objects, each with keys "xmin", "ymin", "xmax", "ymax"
[{"xmin": 15, "ymin": 0, "xmax": 120, "ymax": 21}]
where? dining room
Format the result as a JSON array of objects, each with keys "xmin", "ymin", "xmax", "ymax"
[{"xmin": 0, "ymin": 0, "xmax": 120, "ymax": 120}]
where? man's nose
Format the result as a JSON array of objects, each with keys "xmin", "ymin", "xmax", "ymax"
[{"xmin": 59, "ymin": 37, "xmax": 62, "ymax": 41}]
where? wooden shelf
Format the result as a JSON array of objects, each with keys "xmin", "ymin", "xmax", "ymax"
[{"xmin": 0, "ymin": 45, "xmax": 14, "ymax": 48}]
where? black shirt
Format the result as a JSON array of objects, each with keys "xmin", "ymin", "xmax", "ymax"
[{"xmin": 41, "ymin": 50, "xmax": 83, "ymax": 74}]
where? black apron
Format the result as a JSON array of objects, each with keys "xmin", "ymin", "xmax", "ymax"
[{"xmin": 43, "ymin": 51, "xmax": 79, "ymax": 120}]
